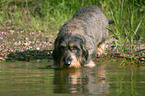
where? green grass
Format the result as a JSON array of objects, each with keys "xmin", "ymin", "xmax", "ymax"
[
  {"xmin": 0, "ymin": 0, "xmax": 100, "ymax": 37},
  {"xmin": 0, "ymin": 0, "xmax": 144, "ymax": 37},
  {"xmin": 107, "ymin": 0, "xmax": 144, "ymax": 66}
]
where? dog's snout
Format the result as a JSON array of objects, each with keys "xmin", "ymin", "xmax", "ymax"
[
  {"xmin": 64, "ymin": 56, "xmax": 72, "ymax": 67},
  {"xmin": 64, "ymin": 51, "xmax": 72, "ymax": 67},
  {"xmin": 64, "ymin": 59, "xmax": 71, "ymax": 67}
]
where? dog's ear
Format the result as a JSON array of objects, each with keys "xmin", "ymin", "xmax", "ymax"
[
  {"xmin": 52, "ymin": 37, "xmax": 60, "ymax": 65},
  {"xmin": 81, "ymin": 43, "xmax": 89, "ymax": 63},
  {"xmin": 52, "ymin": 48, "xmax": 59, "ymax": 65},
  {"xmin": 54, "ymin": 37, "xmax": 59, "ymax": 49}
]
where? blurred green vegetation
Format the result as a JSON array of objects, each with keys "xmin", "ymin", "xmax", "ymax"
[{"xmin": 0, "ymin": 0, "xmax": 144, "ymax": 39}]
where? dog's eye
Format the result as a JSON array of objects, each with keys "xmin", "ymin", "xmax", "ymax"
[
  {"xmin": 71, "ymin": 47, "xmax": 79, "ymax": 53},
  {"xmin": 72, "ymin": 49, "xmax": 77, "ymax": 53}
]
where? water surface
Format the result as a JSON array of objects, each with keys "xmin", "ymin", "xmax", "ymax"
[{"xmin": 0, "ymin": 59, "xmax": 145, "ymax": 96}]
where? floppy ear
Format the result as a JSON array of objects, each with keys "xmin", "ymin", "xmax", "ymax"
[
  {"xmin": 52, "ymin": 37, "xmax": 60, "ymax": 65},
  {"xmin": 52, "ymin": 48, "xmax": 60, "ymax": 65},
  {"xmin": 81, "ymin": 43, "xmax": 89, "ymax": 63}
]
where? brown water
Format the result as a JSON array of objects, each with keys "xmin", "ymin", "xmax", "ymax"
[{"xmin": 0, "ymin": 59, "xmax": 145, "ymax": 96}]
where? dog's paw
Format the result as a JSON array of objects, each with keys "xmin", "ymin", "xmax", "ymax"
[
  {"xmin": 96, "ymin": 43, "xmax": 105, "ymax": 57},
  {"xmin": 84, "ymin": 61, "xmax": 96, "ymax": 68}
]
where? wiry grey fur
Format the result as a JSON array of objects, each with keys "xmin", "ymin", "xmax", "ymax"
[
  {"xmin": 52, "ymin": 5, "xmax": 109, "ymax": 68},
  {"xmin": 57, "ymin": 5, "xmax": 108, "ymax": 57}
]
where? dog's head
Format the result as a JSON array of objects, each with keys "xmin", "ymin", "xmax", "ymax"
[{"xmin": 53, "ymin": 34, "xmax": 89, "ymax": 68}]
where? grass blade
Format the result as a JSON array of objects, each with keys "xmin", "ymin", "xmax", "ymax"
[
  {"xmin": 107, "ymin": 28, "xmax": 119, "ymax": 40},
  {"xmin": 133, "ymin": 19, "xmax": 143, "ymax": 37},
  {"xmin": 134, "ymin": 49, "xmax": 145, "ymax": 53}
]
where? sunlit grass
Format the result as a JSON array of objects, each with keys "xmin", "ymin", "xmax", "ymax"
[{"xmin": 0, "ymin": 0, "xmax": 144, "ymax": 37}]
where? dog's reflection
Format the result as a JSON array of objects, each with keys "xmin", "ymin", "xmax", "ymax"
[{"xmin": 53, "ymin": 64, "xmax": 109, "ymax": 94}]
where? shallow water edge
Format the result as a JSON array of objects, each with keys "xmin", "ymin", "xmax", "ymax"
[{"xmin": 0, "ymin": 59, "xmax": 145, "ymax": 96}]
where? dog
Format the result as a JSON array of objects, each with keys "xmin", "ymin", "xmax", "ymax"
[{"xmin": 51, "ymin": 5, "xmax": 109, "ymax": 69}]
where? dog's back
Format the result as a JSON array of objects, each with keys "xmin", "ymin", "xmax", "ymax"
[{"xmin": 59, "ymin": 5, "xmax": 108, "ymax": 56}]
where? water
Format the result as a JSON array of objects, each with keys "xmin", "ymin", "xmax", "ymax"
[{"xmin": 0, "ymin": 59, "xmax": 145, "ymax": 96}]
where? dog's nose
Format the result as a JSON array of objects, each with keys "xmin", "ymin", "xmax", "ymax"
[
  {"xmin": 64, "ymin": 59, "xmax": 71, "ymax": 67},
  {"xmin": 64, "ymin": 50, "xmax": 72, "ymax": 67}
]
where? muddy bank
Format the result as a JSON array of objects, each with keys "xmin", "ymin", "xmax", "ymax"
[{"xmin": 0, "ymin": 25, "xmax": 54, "ymax": 61}]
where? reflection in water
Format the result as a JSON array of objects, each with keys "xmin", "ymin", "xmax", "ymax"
[
  {"xmin": 1, "ymin": 59, "xmax": 145, "ymax": 95},
  {"xmin": 53, "ymin": 64, "xmax": 109, "ymax": 94}
]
